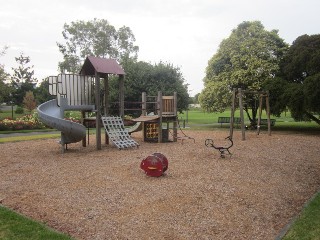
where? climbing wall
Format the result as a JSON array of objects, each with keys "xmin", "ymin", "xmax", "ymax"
[
  {"xmin": 143, "ymin": 122, "xmax": 169, "ymax": 142},
  {"xmin": 144, "ymin": 122, "xmax": 159, "ymax": 142},
  {"xmin": 101, "ymin": 116, "xmax": 139, "ymax": 149}
]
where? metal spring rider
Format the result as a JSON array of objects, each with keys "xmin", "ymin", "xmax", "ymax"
[{"xmin": 205, "ymin": 136, "xmax": 233, "ymax": 158}]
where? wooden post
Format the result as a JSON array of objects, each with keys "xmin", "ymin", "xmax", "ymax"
[
  {"xmin": 229, "ymin": 88, "xmax": 236, "ymax": 139},
  {"xmin": 238, "ymin": 88, "xmax": 245, "ymax": 140},
  {"xmin": 266, "ymin": 91, "xmax": 271, "ymax": 136},
  {"xmin": 157, "ymin": 91, "xmax": 163, "ymax": 143},
  {"xmin": 95, "ymin": 72, "xmax": 101, "ymax": 150},
  {"xmin": 173, "ymin": 92, "xmax": 177, "ymax": 115},
  {"xmin": 142, "ymin": 92, "xmax": 147, "ymax": 116},
  {"xmin": 119, "ymin": 75, "xmax": 125, "ymax": 118},
  {"xmin": 141, "ymin": 92, "xmax": 147, "ymax": 142},
  {"xmin": 257, "ymin": 94, "xmax": 263, "ymax": 135},
  {"xmin": 103, "ymin": 75, "xmax": 109, "ymax": 145},
  {"xmin": 81, "ymin": 110, "xmax": 87, "ymax": 147},
  {"xmin": 173, "ymin": 92, "xmax": 178, "ymax": 142},
  {"xmin": 103, "ymin": 75, "xmax": 109, "ymax": 116}
]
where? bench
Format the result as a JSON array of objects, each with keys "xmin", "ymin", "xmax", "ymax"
[
  {"xmin": 218, "ymin": 117, "xmax": 241, "ymax": 127},
  {"xmin": 259, "ymin": 119, "xmax": 276, "ymax": 126},
  {"xmin": 218, "ymin": 117, "xmax": 276, "ymax": 127}
]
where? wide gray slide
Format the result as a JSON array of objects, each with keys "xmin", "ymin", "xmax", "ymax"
[{"xmin": 37, "ymin": 97, "xmax": 95, "ymax": 145}]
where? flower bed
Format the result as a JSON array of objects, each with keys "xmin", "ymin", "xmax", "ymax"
[
  {"xmin": 0, "ymin": 112, "xmax": 83, "ymax": 131},
  {"xmin": 0, "ymin": 112, "xmax": 46, "ymax": 131}
]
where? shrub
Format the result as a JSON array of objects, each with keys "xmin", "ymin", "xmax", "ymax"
[{"xmin": 15, "ymin": 106, "xmax": 24, "ymax": 114}]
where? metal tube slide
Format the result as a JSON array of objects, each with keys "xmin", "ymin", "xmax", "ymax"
[{"xmin": 37, "ymin": 99, "xmax": 94, "ymax": 145}]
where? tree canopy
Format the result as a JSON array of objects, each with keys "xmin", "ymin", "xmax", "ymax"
[
  {"xmin": 0, "ymin": 46, "xmax": 11, "ymax": 103},
  {"xmin": 0, "ymin": 66, "xmax": 11, "ymax": 103},
  {"xmin": 34, "ymin": 78, "xmax": 55, "ymax": 104},
  {"xmin": 199, "ymin": 21, "xmax": 288, "ymax": 124},
  {"xmin": 110, "ymin": 59, "xmax": 189, "ymax": 115},
  {"xmin": 57, "ymin": 19, "xmax": 190, "ymax": 113},
  {"xmin": 264, "ymin": 34, "xmax": 320, "ymax": 123},
  {"xmin": 57, "ymin": 18, "xmax": 139, "ymax": 73}
]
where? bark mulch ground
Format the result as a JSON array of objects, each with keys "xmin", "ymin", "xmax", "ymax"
[{"xmin": 1, "ymin": 130, "xmax": 319, "ymax": 239}]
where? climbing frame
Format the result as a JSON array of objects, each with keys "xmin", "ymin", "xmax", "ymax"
[{"xmin": 101, "ymin": 116, "xmax": 139, "ymax": 149}]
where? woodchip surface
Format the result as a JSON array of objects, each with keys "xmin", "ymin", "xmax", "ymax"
[{"xmin": 1, "ymin": 130, "xmax": 320, "ymax": 240}]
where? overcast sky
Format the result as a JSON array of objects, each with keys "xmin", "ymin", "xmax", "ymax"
[{"xmin": 1, "ymin": 0, "xmax": 319, "ymax": 96}]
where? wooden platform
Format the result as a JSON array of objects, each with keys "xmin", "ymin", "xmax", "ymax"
[{"xmin": 132, "ymin": 115, "xmax": 160, "ymax": 122}]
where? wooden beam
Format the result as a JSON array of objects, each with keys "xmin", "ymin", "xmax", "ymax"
[
  {"xmin": 266, "ymin": 91, "xmax": 271, "ymax": 136},
  {"xmin": 81, "ymin": 111, "xmax": 86, "ymax": 147},
  {"xmin": 173, "ymin": 92, "xmax": 178, "ymax": 142},
  {"xmin": 103, "ymin": 75, "xmax": 109, "ymax": 116},
  {"xmin": 229, "ymin": 88, "xmax": 236, "ymax": 139},
  {"xmin": 95, "ymin": 72, "xmax": 101, "ymax": 150},
  {"xmin": 238, "ymin": 88, "xmax": 246, "ymax": 140},
  {"xmin": 157, "ymin": 91, "xmax": 163, "ymax": 143},
  {"xmin": 257, "ymin": 94, "xmax": 263, "ymax": 135},
  {"xmin": 119, "ymin": 75, "xmax": 124, "ymax": 118}
]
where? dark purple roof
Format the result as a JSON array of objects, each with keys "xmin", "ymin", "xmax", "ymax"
[{"xmin": 80, "ymin": 56, "xmax": 125, "ymax": 76}]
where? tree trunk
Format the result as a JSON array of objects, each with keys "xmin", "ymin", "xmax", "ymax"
[
  {"xmin": 244, "ymin": 100, "xmax": 258, "ymax": 128},
  {"xmin": 304, "ymin": 111, "xmax": 320, "ymax": 125}
]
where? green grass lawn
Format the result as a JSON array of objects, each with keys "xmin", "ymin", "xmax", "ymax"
[
  {"xmin": 282, "ymin": 192, "xmax": 320, "ymax": 239},
  {"xmin": 0, "ymin": 205, "xmax": 73, "ymax": 240},
  {"xmin": 0, "ymin": 133, "xmax": 60, "ymax": 143},
  {"xmin": 178, "ymin": 108, "xmax": 320, "ymax": 132},
  {"xmin": 0, "ymin": 108, "xmax": 26, "ymax": 120}
]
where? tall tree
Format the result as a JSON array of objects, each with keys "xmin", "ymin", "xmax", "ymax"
[
  {"xmin": 0, "ymin": 65, "xmax": 11, "ymax": 103},
  {"xmin": 10, "ymin": 53, "xmax": 37, "ymax": 106},
  {"xmin": 57, "ymin": 18, "xmax": 139, "ymax": 73},
  {"xmin": 0, "ymin": 46, "xmax": 11, "ymax": 103},
  {"xmin": 199, "ymin": 21, "xmax": 288, "ymax": 125},
  {"xmin": 23, "ymin": 91, "xmax": 37, "ymax": 113},
  {"xmin": 110, "ymin": 59, "xmax": 189, "ymax": 116},
  {"xmin": 34, "ymin": 78, "xmax": 55, "ymax": 104},
  {"xmin": 266, "ymin": 34, "xmax": 320, "ymax": 124},
  {"xmin": 56, "ymin": 19, "xmax": 189, "ymax": 113}
]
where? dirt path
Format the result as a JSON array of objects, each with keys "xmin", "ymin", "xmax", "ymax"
[{"xmin": 1, "ymin": 130, "xmax": 319, "ymax": 239}]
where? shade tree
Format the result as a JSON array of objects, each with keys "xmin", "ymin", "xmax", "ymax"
[
  {"xmin": 199, "ymin": 21, "xmax": 288, "ymax": 125},
  {"xmin": 264, "ymin": 34, "xmax": 320, "ymax": 124}
]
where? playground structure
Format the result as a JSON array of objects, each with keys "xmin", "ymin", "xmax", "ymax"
[
  {"xmin": 132, "ymin": 91, "xmax": 178, "ymax": 143},
  {"xmin": 229, "ymin": 88, "xmax": 272, "ymax": 140},
  {"xmin": 37, "ymin": 56, "xmax": 181, "ymax": 152},
  {"xmin": 130, "ymin": 92, "xmax": 196, "ymax": 144},
  {"xmin": 101, "ymin": 116, "xmax": 140, "ymax": 149},
  {"xmin": 37, "ymin": 56, "xmax": 130, "ymax": 152}
]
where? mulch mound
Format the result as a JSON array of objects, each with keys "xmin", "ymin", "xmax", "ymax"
[{"xmin": 1, "ymin": 130, "xmax": 320, "ymax": 239}]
